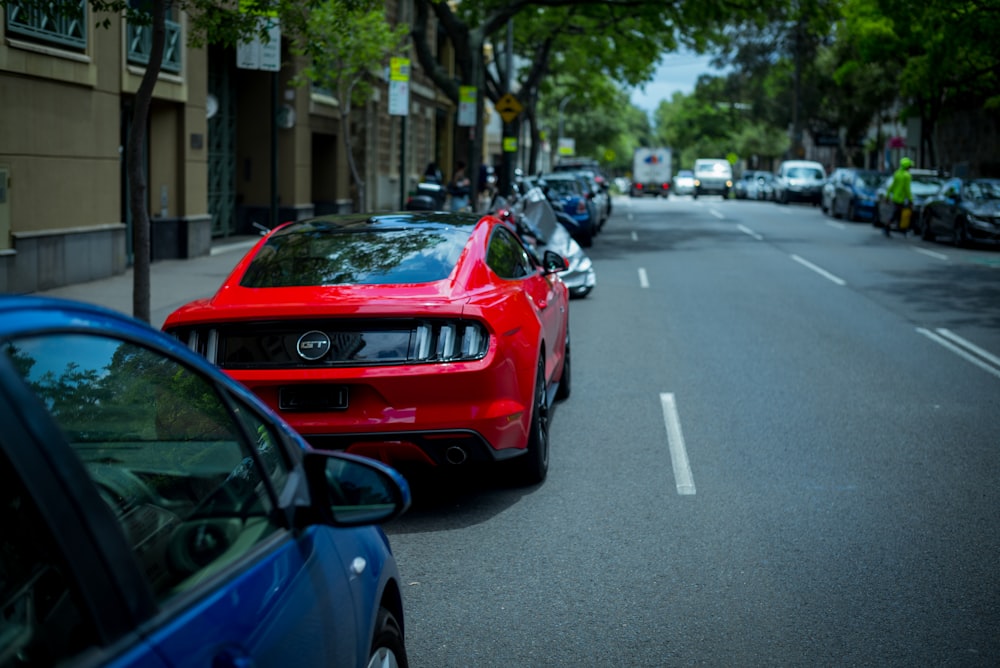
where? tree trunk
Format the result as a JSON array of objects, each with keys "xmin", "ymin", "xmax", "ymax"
[
  {"xmin": 128, "ymin": 0, "xmax": 167, "ymax": 323},
  {"xmin": 340, "ymin": 81, "xmax": 365, "ymax": 212}
]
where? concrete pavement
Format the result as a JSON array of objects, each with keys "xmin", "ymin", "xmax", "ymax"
[{"xmin": 30, "ymin": 236, "xmax": 260, "ymax": 329}]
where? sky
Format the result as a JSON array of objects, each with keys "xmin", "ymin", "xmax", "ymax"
[{"xmin": 629, "ymin": 50, "xmax": 728, "ymax": 116}]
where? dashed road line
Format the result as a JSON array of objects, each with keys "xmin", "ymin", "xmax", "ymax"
[
  {"xmin": 790, "ymin": 254, "xmax": 847, "ymax": 286},
  {"xmin": 638, "ymin": 267, "xmax": 649, "ymax": 288},
  {"xmin": 914, "ymin": 247, "xmax": 948, "ymax": 261},
  {"xmin": 660, "ymin": 392, "xmax": 696, "ymax": 495}
]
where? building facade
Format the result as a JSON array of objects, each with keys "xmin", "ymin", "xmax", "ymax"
[{"xmin": 1, "ymin": 0, "xmax": 459, "ymax": 293}]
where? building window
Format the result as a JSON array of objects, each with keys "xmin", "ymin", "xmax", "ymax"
[
  {"xmin": 126, "ymin": 15, "xmax": 183, "ymax": 74},
  {"xmin": 5, "ymin": 0, "xmax": 87, "ymax": 51}
]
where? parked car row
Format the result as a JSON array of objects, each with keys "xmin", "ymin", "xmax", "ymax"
[{"xmin": 685, "ymin": 159, "xmax": 999, "ymax": 249}]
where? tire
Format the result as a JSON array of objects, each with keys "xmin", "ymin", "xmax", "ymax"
[
  {"xmin": 516, "ymin": 357, "xmax": 550, "ymax": 485},
  {"xmin": 555, "ymin": 332, "xmax": 571, "ymax": 401},
  {"xmin": 847, "ymin": 201, "xmax": 856, "ymax": 222},
  {"xmin": 368, "ymin": 607, "xmax": 408, "ymax": 668}
]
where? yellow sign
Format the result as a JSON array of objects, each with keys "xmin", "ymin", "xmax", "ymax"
[
  {"xmin": 495, "ymin": 93, "xmax": 523, "ymax": 124},
  {"xmin": 390, "ymin": 57, "xmax": 410, "ymax": 82}
]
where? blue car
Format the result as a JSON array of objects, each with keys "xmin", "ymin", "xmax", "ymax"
[
  {"xmin": 0, "ymin": 296, "xmax": 411, "ymax": 668},
  {"xmin": 539, "ymin": 173, "xmax": 597, "ymax": 247},
  {"xmin": 829, "ymin": 168, "xmax": 885, "ymax": 221}
]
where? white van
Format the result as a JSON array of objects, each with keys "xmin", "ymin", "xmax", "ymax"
[
  {"xmin": 775, "ymin": 160, "xmax": 826, "ymax": 205},
  {"xmin": 693, "ymin": 159, "xmax": 733, "ymax": 199}
]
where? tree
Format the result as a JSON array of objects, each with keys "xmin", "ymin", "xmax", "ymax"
[
  {"xmin": 410, "ymin": 0, "xmax": 757, "ymax": 198},
  {"xmin": 292, "ymin": 2, "xmax": 409, "ymax": 212}
]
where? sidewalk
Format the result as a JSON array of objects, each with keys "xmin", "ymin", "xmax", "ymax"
[{"xmin": 31, "ymin": 236, "xmax": 260, "ymax": 329}]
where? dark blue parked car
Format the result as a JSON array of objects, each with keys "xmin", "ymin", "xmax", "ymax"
[
  {"xmin": 0, "ymin": 296, "xmax": 411, "ymax": 668},
  {"xmin": 829, "ymin": 168, "xmax": 886, "ymax": 221},
  {"xmin": 538, "ymin": 173, "xmax": 596, "ymax": 247},
  {"xmin": 919, "ymin": 177, "xmax": 1000, "ymax": 246}
]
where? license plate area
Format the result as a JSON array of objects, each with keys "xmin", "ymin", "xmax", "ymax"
[{"xmin": 279, "ymin": 385, "xmax": 349, "ymax": 411}]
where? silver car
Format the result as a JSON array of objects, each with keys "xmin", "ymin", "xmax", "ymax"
[{"xmin": 502, "ymin": 183, "xmax": 597, "ymax": 299}]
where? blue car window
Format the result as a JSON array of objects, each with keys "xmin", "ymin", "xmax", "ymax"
[{"xmin": 5, "ymin": 334, "xmax": 289, "ymax": 604}]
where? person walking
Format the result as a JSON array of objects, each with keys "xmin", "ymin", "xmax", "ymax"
[
  {"xmin": 448, "ymin": 161, "xmax": 471, "ymax": 212},
  {"xmin": 884, "ymin": 157, "xmax": 913, "ymax": 237}
]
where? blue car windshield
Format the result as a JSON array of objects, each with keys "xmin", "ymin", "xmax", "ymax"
[
  {"xmin": 856, "ymin": 172, "xmax": 884, "ymax": 187},
  {"xmin": 969, "ymin": 180, "xmax": 1000, "ymax": 200}
]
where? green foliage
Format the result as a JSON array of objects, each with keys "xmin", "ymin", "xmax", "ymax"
[{"xmin": 292, "ymin": 2, "xmax": 408, "ymax": 107}]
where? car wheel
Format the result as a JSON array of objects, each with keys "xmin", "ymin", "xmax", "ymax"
[
  {"xmin": 555, "ymin": 333, "xmax": 571, "ymax": 401},
  {"xmin": 847, "ymin": 201, "xmax": 856, "ymax": 221},
  {"xmin": 368, "ymin": 608, "xmax": 408, "ymax": 668},
  {"xmin": 517, "ymin": 357, "xmax": 550, "ymax": 485}
]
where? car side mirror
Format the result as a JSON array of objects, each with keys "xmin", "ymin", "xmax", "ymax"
[
  {"xmin": 542, "ymin": 249, "xmax": 569, "ymax": 273},
  {"xmin": 301, "ymin": 450, "xmax": 411, "ymax": 527}
]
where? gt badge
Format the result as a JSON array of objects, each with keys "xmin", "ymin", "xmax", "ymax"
[{"xmin": 296, "ymin": 330, "xmax": 331, "ymax": 361}]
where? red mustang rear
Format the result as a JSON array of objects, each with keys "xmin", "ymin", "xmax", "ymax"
[{"xmin": 163, "ymin": 212, "xmax": 571, "ymax": 484}]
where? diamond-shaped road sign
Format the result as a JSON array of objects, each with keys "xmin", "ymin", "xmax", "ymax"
[{"xmin": 495, "ymin": 93, "xmax": 523, "ymax": 124}]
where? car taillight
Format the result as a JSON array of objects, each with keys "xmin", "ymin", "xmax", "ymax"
[
  {"xmin": 576, "ymin": 200, "xmax": 586, "ymax": 214},
  {"xmin": 413, "ymin": 321, "xmax": 489, "ymax": 361},
  {"xmin": 171, "ymin": 319, "xmax": 491, "ymax": 367},
  {"xmin": 184, "ymin": 328, "xmax": 219, "ymax": 364}
]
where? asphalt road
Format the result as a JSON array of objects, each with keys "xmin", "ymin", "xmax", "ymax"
[{"xmin": 385, "ymin": 195, "xmax": 1000, "ymax": 666}]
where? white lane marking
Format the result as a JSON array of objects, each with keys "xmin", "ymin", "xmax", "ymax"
[
  {"xmin": 790, "ymin": 254, "xmax": 847, "ymax": 286},
  {"xmin": 914, "ymin": 247, "xmax": 948, "ymax": 261},
  {"xmin": 825, "ymin": 220, "xmax": 846, "ymax": 230},
  {"xmin": 631, "ymin": 231, "xmax": 639, "ymax": 242},
  {"xmin": 660, "ymin": 393, "xmax": 696, "ymax": 495},
  {"xmin": 638, "ymin": 267, "xmax": 649, "ymax": 288},
  {"xmin": 917, "ymin": 328, "xmax": 1000, "ymax": 379},
  {"xmin": 738, "ymin": 224, "xmax": 763, "ymax": 241},
  {"xmin": 709, "ymin": 208, "xmax": 725, "ymax": 219}
]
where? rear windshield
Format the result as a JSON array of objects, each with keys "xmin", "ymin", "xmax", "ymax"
[
  {"xmin": 911, "ymin": 178, "xmax": 943, "ymax": 196},
  {"xmin": 240, "ymin": 221, "xmax": 472, "ymax": 287},
  {"xmin": 545, "ymin": 179, "xmax": 580, "ymax": 197},
  {"xmin": 695, "ymin": 162, "xmax": 730, "ymax": 175},
  {"xmin": 855, "ymin": 172, "xmax": 884, "ymax": 187},
  {"xmin": 786, "ymin": 167, "xmax": 824, "ymax": 179}
]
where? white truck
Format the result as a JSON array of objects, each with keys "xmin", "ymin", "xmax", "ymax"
[{"xmin": 630, "ymin": 147, "xmax": 673, "ymax": 197}]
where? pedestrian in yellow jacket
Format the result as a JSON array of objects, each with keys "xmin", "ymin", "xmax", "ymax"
[{"xmin": 884, "ymin": 157, "xmax": 913, "ymax": 237}]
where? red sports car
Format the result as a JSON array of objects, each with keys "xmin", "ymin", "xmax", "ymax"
[{"xmin": 163, "ymin": 212, "xmax": 571, "ymax": 484}]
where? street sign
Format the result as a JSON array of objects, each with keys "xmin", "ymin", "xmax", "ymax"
[
  {"xmin": 495, "ymin": 93, "xmax": 523, "ymax": 124},
  {"xmin": 458, "ymin": 86, "xmax": 477, "ymax": 127},
  {"xmin": 388, "ymin": 57, "xmax": 410, "ymax": 116}
]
